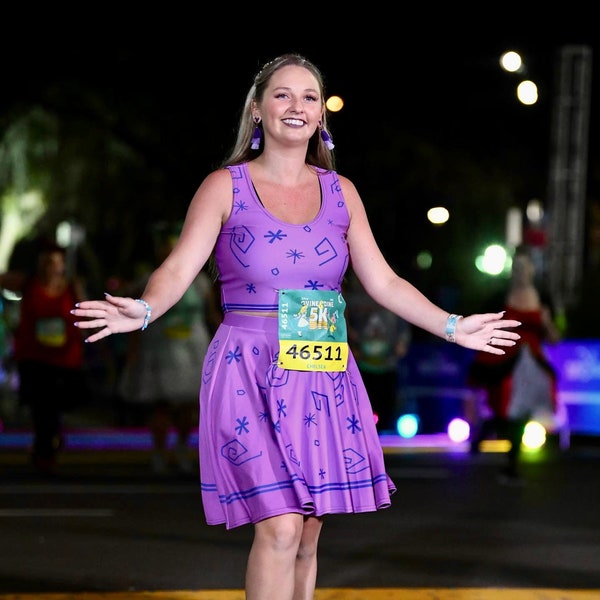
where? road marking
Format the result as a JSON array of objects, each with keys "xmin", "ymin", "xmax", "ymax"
[{"xmin": 0, "ymin": 588, "xmax": 598, "ymax": 599}]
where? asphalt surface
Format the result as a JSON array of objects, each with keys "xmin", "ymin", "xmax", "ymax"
[{"xmin": 1, "ymin": 436, "xmax": 599, "ymax": 599}]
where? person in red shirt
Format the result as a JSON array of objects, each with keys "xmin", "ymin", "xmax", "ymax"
[
  {"xmin": 468, "ymin": 244, "xmax": 561, "ymax": 483},
  {"xmin": 1, "ymin": 239, "xmax": 88, "ymax": 474}
]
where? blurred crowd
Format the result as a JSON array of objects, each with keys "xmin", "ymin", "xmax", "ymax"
[
  {"xmin": 0, "ymin": 224, "xmax": 222, "ymax": 475},
  {"xmin": 0, "ymin": 231, "xmax": 564, "ymax": 483}
]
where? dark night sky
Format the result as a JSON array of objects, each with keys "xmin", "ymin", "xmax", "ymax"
[
  {"xmin": 1, "ymin": 14, "xmax": 598, "ymax": 244},
  {"xmin": 1, "ymin": 12, "xmax": 598, "ymax": 318},
  {"xmin": 3, "ymin": 16, "xmax": 596, "ymax": 174}
]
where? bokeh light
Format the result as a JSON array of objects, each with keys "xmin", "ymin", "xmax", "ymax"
[
  {"xmin": 427, "ymin": 206, "xmax": 449, "ymax": 225},
  {"xmin": 500, "ymin": 51, "xmax": 523, "ymax": 73},
  {"xmin": 326, "ymin": 96, "xmax": 344, "ymax": 112},
  {"xmin": 517, "ymin": 80, "xmax": 538, "ymax": 105},
  {"xmin": 416, "ymin": 251, "xmax": 433, "ymax": 270},
  {"xmin": 396, "ymin": 414, "xmax": 419, "ymax": 438},
  {"xmin": 475, "ymin": 244, "xmax": 508, "ymax": 275},
  {"xmin": 522, "ymin": 420, "xmax": 547, "ymax": 450},
  {"xmin": 447, "ymin": 417, "xmax": 470, "ymax": 443}
]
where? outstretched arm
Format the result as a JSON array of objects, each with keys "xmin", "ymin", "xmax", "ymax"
[
  {"xmin": 72, "ymin": 169, "xmax": 232, "ymax": 343},
  {"xmin": 341, "ymin": 176, "xmax": 521, "ymax": 355}
]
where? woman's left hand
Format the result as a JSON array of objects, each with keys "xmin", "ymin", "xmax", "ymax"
[{"xmin": 455, "ymin": 311, "xmax": 521, "ymax": 354}]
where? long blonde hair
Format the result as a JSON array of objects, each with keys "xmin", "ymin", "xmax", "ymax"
[{"xmin": 221, "ymin": 53, "xmax": 335, "ymax": 171}]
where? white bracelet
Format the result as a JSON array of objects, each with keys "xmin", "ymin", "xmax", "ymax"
[
  {"xmin": 445, "ymin": 313, "xmax": 463, "ymax": 343},
  {"xmin": 135, "ymin": 298, "xmax": 152, "ymax": 331}
]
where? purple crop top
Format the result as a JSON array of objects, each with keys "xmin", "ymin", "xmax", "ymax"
[{"xmin": 214, "ymin": 162, "xmax": 350, "ymax": 313}]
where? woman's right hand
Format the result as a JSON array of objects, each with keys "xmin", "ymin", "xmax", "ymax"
[{"xmin": 71, "ymin": 293, "xmax": 148, "ymax": 343}]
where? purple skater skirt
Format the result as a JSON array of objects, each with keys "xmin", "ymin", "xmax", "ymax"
[{"xmin": 198, "ymin": 312, "xmax": 396, "ymax": 529}]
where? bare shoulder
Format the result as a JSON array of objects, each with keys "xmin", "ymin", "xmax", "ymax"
[
  {"xmin": 188, "ymin": 167, "xmax": 234, "ymax": 218},
  {"xmin": 196, "ymin": 167, "xmax": 233, "ymax": 194},
  {"xmin": 337, "ymin": 173, "xmax": 358, "ymax": 194},
  {"xmin": 337, "ymin": 173, "xmax": 365, "ymax": 217}
]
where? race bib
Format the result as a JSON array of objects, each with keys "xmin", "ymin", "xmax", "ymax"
[
  {"xmin": 278, "ymin": 289, "xmax": 348, "ymax": 372},
  {"xmin": 163, "ymin": 311, "xmax": 193, "ymax": 339},
  {"xmin": 35, "ymin": 317, "xmax": 67, "ymax": 347},
  {"xmin": 164, "ymin": 326, "xmax": 192, "ymax": 339}
]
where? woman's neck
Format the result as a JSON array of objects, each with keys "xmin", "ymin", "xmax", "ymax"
[{"xmin": 250, "ymin": 148, "xmax": 311, "ymax": 184}]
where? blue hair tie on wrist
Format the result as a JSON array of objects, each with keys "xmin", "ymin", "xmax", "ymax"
[
  {"xmin": 445, "ymin": 313, "xmax": 463, "ymax": 343},
  {"xmin": 135, "ymin": 298, "xmax": 152, "ymax": 331}
]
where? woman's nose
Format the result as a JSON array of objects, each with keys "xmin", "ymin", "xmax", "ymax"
[{"xmin": 289, "ymin": 98, "xmax": 304, "ymax": 112}]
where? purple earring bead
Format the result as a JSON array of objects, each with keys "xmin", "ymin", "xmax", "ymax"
[
  {"xmin": 250, "ymin": 126, "xmax": 261, "ymax": 150},
  {"xmin": 320, "ymin": 128, "xmax": 335, "ymax": 150}
]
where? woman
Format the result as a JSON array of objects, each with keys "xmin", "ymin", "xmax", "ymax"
[
  {"xmin": 468, "ymin": 244, "xmax": 560, "ymax": 482},
  {"xmin": 72, "ymin": 53, "xmax": 521, "ymax": 599},
  {"xmin": 1, "ymin": 239, "xmax": 88, "ymax": 474}
]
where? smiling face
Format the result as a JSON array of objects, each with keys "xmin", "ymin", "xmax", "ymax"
[{"xmin": 253, "ymin": 64, "xmax": 324, "ymax": 150}]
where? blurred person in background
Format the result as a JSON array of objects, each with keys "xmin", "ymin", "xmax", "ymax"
[
  {"xmin": 118, "ymin": 223, "xmax": 221, "ymax": 474},
  {"xmin": 346, "ymin": 269, "xmax": 411, "ymax": 432},
  {"xmin": 467, "ymin": 244, "xmax": 561, "ymax": 483},
  {"xmin": 0, "ymin": 238, "xmax": 88, "ymax": 474}
]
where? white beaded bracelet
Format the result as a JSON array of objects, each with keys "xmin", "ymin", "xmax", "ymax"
[
  {"xmin": 445, "ymin": 313, "xmax": 463, "ymax": 343},
  {"xmin": 135, "ymin": 298, "xmax": 152, "ymax": 331}
]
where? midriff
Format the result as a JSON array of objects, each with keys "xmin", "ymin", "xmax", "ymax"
[{"xmin": 231, "ymin": 310, "xmax": 278, "ymax": 319}]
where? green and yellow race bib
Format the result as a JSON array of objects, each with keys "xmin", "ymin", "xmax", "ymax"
[
  {"xmin": 278, "ymin": 289, "xmax": 348, "ymax": 372},
  {"xmin": 35, "ymin": 317, "xmax": 67, "ymax": 347}
]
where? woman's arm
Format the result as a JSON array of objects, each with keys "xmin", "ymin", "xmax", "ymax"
[
  {"xmin": 341, "ymin": 175, "xmax": 521, "ymax": 354},
  {"xmin": 72, "ymin": 168, "xmax": 232, "ymax": 343}
]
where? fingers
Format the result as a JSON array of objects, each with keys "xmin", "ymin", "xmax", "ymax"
[
  {"xmin": 489, "ymin": 336, "xmax": 518, "ymax": 347},
  {"xmin": 489, "ymin": 331, "xmax": 521, "ymax": 346},
  {"xmin": 72, "ymin": 307, "xmax": 106, "ymax": 318},
  {"xmin": 500, "ymin": 319, "xmax": 522, "ymax": 329},
  {"xmin": 72, "ymin": 304, "xmax": 111, "ymax": 338},
  {"xmin": 486, "ymin": 346, "xmax": 510, "ymax": 356},
  {"xmin": 462, "ymin": 313, "xmax": 522, "ymax": 355},
  {"xmin": 71, "ymin": 297, "xmax": 132, "ymax": 343},
  {"xmin": 71, "ymin": 307, "xmax": 109, "ymax": 331},
  {"xmin": 482, "ymin": 312, "xmax": 520, "ymax": 327},
  {"xmin": 74, "ymin": 295, "xmax": 129, "ymax": 311},
  {"xmin": 486, "ymin": 316, "xmax": 521, "ymax": 345},
  {"xmin": 73, "ymin": 300, "xmax": 111, "ymax": 311},
  {"xmin": 488, "ymin": 326, "xmax": 520, "ymax": 342},
  {"xmin": 486, "ymin": 334, "xmax": 517, "ymax": 354},
  {"xmin": 488, "ymin": 317, "xmax": 521, "ymax": 330},
  {"xmin": 73, "ymin": 318, "xmax": 105, "ymax": 330},
  {"xmin": 83, "ymin": 328, "xmax": 112, "ymax": 344},
  {"xmin": 74, "ymin": 319, "xmax": 114, "ymax": 343}
]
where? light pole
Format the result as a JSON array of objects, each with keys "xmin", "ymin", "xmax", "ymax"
[{"xmin": 545, "ymin": 45, "xmax": 593, "ymax": 321}]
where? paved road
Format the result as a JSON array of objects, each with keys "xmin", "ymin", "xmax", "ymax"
[{"xmin": 1, "ymin": 437, "xmax": 599, "ymax": 599}]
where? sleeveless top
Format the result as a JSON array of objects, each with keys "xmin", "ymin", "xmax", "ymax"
[
  {"xmin": 14, "ymin": 278, "xmax": 83, "ymax": 369},
  {"xmin": 214, "ymin": 162, "xmax": 350, "ymax": 313}
]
